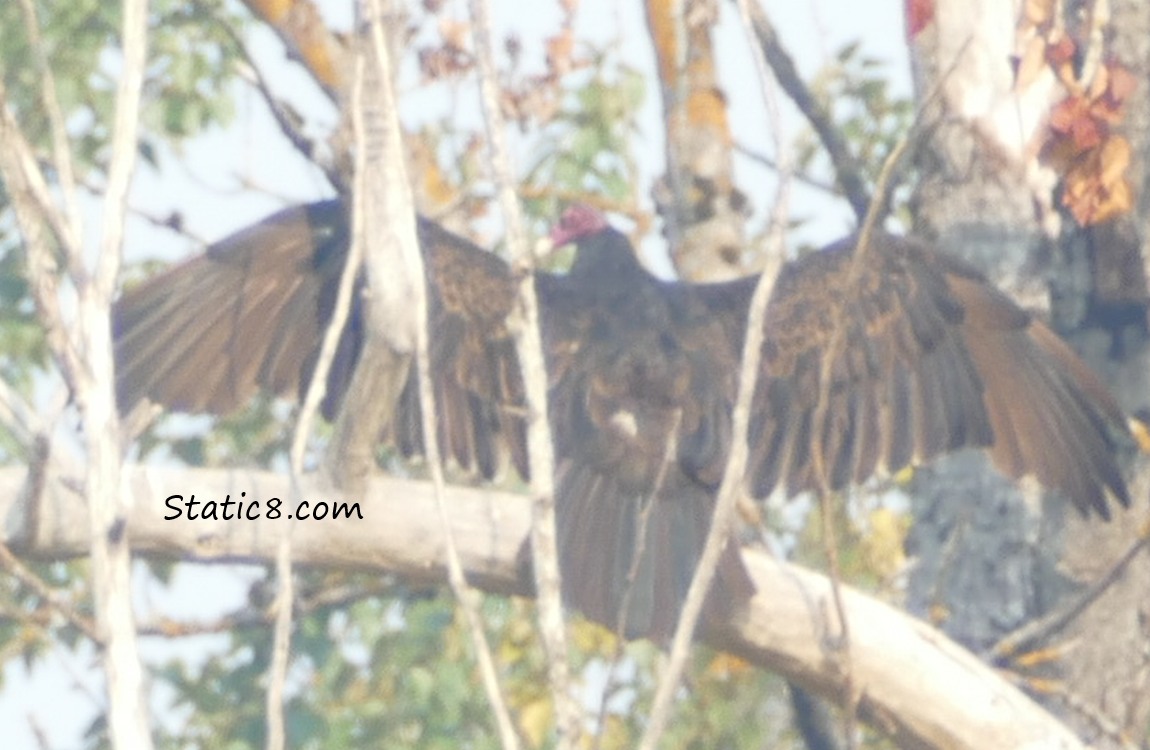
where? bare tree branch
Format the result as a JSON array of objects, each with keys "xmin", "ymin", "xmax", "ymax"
[
  {"xmin": 136, "ymin": 580, "xmax": 401, "ymax": 637},
  {"xmin": 733, "ymin": 141, "xmax": 839, "ymax": 195},
  {"xmin": 0, "ymin": 80, "xmax": 83, "ymax": 390},
  {"xmin": 742, "ymin": 1, "xmax": 871, "ymax": 221},
  {"xmin": 0, "ymin": 463, "xmax": 1092, "ymax": 750},
  {"xmin": 238, "ymin": 0, "xmax": 348, "ymax": 98},
  {"xmin": 468, "ymin": 0, "xmax": 581, "ymax": 743},
  {"xmin": 215, "ymin": 14, "xmax": 344, "ymax": 191},
  {"xmin": 987, "ymin": 530, "xmax": 1150, "ymax": 664},
  {"xmin": 17, "ymin": 0, "xmax": 83, "ymax": 250},
  {"xmin": 0, "ymin": 81, "xmax": 79, "ymax": 259},
  {"xmin": 72, "ymin": 0, "xmax": 155, "ymax": 746},
  {"xmin": 256, "ymin": 5, "xmax": 376, "ymax": 746},
  {"xmin": 0, "ymin": 379, "xmax": 45, "ymax": 450},
  {"xmin": 0, "ymin": 541, "xmax": 100, "ymax": 642},
  {"xmin": 360, "ymin": 1, "xmax": 524, "ymax": 746},
  {"xmin": 645, "ymin": 0, "xmax": 750, "ymax": 281}
]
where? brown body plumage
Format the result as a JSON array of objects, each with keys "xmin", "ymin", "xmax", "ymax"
[{"xmin": 115, "ymin": 201, "xmax": 1131, "ymax": 641}]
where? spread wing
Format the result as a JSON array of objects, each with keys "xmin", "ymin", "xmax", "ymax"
[
  {"xmin": 116, "ymin": 208, "xmax": 1131, "ymax": 644},
  {"xmin": 115, "ymin": 201, "xmax": 353, "ymax": 416},
  {"xmin": 116, "ymin": 204, "xmax": 743, "ymax": 639},
  {"xmin": 115, "ymin": 200, "xmax": 529, "ymax": 479},
  {"xmin": 387, "ymin": 219, "xmax": 528, "ymax": 480},
  {"xmin": 693, "ymin": 232, "xmax": 1130, "ymax": 518}
]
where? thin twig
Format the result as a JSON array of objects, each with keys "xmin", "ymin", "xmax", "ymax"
[
  {"xmin": 17, "ymin": 0, "xmax": 83, "ymax": 252},
  {"xmin": 137, "ymin": 580, "xmax": 403, "ymax": 637},
  {"xmin": 804, "ymin": 130, "xmax": 911, "ymax": 750},
  {"xmin": 814, "ymin": 492, "xmax": 855, "ymax": 746},
  {"xmin": 215, "ymin": 15, "xmax": 344, "ymax": 191},
  {"xmin": 265, "ymin": 513, "xmax": 295, "ymax": 750},
  {"xmin": 986, "ymin": 529, "xmax": 1150, "ymax": 663},
  {"xmin": 638, "ymin": 0, "xmax": 791, "ymax": 743},
  {"xmin": 0, "ymin": 83, "xmax": 78, "ymax": 263},
  {"xmin": 309, "ymin": 2, "xmax": 527, "ymax": 746},
  {"xmin": 733, "ymin": 141, "xmax": 839, "ymax": 195},
  {"xmin": 0, "ymin": 542, "xmax": 101, "ymax": 642},
  {"xmin": 593, "ymin": 410, "xmax": 682, "ymax": 748},
  {"xmin": 468, "ymin": 0, "xmax": 581, "ymax": 744},
  {"xmin": 0, "ymin": 379, "xmax": 45, "ymax": 449},
  {"xmin": 614, "ymin": 409, "xmax": 682, "ymax": 641},
  {"xmin": 261, "ymin": 20, "xmax": 374, "ymax": 750},
  {"xmin": 797, "ymin": 46, "xmax": 962, "ymax": 743},
  {"xmin": 0, "ymin": 80, "xmax": 83, "ymax": 391}
]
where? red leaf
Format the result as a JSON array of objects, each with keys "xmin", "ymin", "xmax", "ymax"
[
  {"xmin": 1045, "ymin": 35, "xmax": 1076, "ymax": 66},
  {"xmin": 1105, "ymin": 64, "xmax": 1137, "ymax": 106},
  {"xmin": 906, "ymin": 0, "xmax": 933, "ymax": 37}
]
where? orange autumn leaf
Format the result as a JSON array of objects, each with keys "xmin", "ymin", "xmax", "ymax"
[
  {"xmin": 1024, "ymin": 0, "xmax": 1054, "ymax": 26},
  {"xmin": 546, "ymin": 29, "xmax": 574, "ymax": 76},
  {"xmin": 706, "ymin": 651, "xmax": 753, "ymax": 679},
  {"xmin": 1098, "ymin": 133, "xmax": 1132, "ymax": 186},
  {"xmin": 1043, "ymin": 35, "xmax": 1079, "ymax": 89},
  {"xmin": 1087, "ymin": 62, "xmax": 1111, "ymax": 99},
  {"xmin": 1062, "ymin": 135, "xmax": 1133, "ymax": 225},
  {"xmin": 1013, "ymin": 35, "xmax": 1048, "ymax": 92},
  {"xmin": 1092, "ymin": 179, "xmax": 1131, "ymax": 224},
  {"xmin": 437, "ymin": 17, "xmax": 470, "ymax": 52},
  {"xmin": 1104, "ymin": 64, "xmax": 1137, "ymax": 108},
  {"xmin": 1044, "ymin": 34, "xmax": 1076, "ymax": 66},
  {"xmin": 1083, "ymin": 63, "xmax": 1134, "ymax": 119},
  {"xmin": 1049, "ymin": 95, "xmax": 1105, "ymax": 152}
]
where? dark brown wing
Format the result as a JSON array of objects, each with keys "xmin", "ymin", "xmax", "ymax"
[
  {"xmin": 388, "ymin": 220, "xmax": 528, "ymax": 480},
  {"xmin": 117, "ymin": 201, "xmax": 715, "ymax": 638},
  {"xmin": 115, "ymin": 201, "xmax": 529, "ymax": 479},
  {"xmin": 694, "ymin": 232, "xmax": 1130, "ymax": 518},
  {"xmin": 115, "ymin": 201, "xmax": 353, "ymax": 416}
]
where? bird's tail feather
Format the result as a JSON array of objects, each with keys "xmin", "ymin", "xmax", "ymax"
[{"xmin": 554, "ymin": 460, "xmax": 754, "ymax": 642}]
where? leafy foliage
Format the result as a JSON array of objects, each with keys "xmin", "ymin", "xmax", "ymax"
[
  {"xmin": 525, "ymin": 59, "xmax": 647, "ymax": 212},
  {"xmin": 0, "ymin": 0, "xmax": 247, "ymax": 464},
  {"xmin": 0, "ymin": 0, "xmax": 243, "ymax": 169}
]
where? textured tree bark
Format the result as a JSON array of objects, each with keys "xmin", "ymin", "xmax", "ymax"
[
  {"xmin": 240, "ymin": 0, "xmax": 348, "ymax": 96},
  {"xmin": 906, "ymin": 2, "xmax": 1150, "ymax": 745},
  {"xmin": 644, "ymin": 0, "xmax": 750, "ymax": 281}
]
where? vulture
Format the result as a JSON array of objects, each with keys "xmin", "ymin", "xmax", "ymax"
[{"xmin": 115, "ymin": 200, "xmax": 1131, "ymax": 641}]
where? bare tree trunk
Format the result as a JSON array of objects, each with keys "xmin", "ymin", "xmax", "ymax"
[{"xmin": 644, "ymin": 0, "xmax": 750, "ymax": 281}]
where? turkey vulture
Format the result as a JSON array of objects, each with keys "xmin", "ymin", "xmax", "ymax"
[{"xmin": 114, "ymin": 200, "xmax": 1131, "ymax": 641}]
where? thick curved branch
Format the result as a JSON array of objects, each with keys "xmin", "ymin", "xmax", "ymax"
[
  {"xmin": 239, "ymin": 0, "xmax": 347, "ymax": 99},
  {"xmin": 0, "ymin": 464, "xmax": 1086, "ymax": 750}
]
